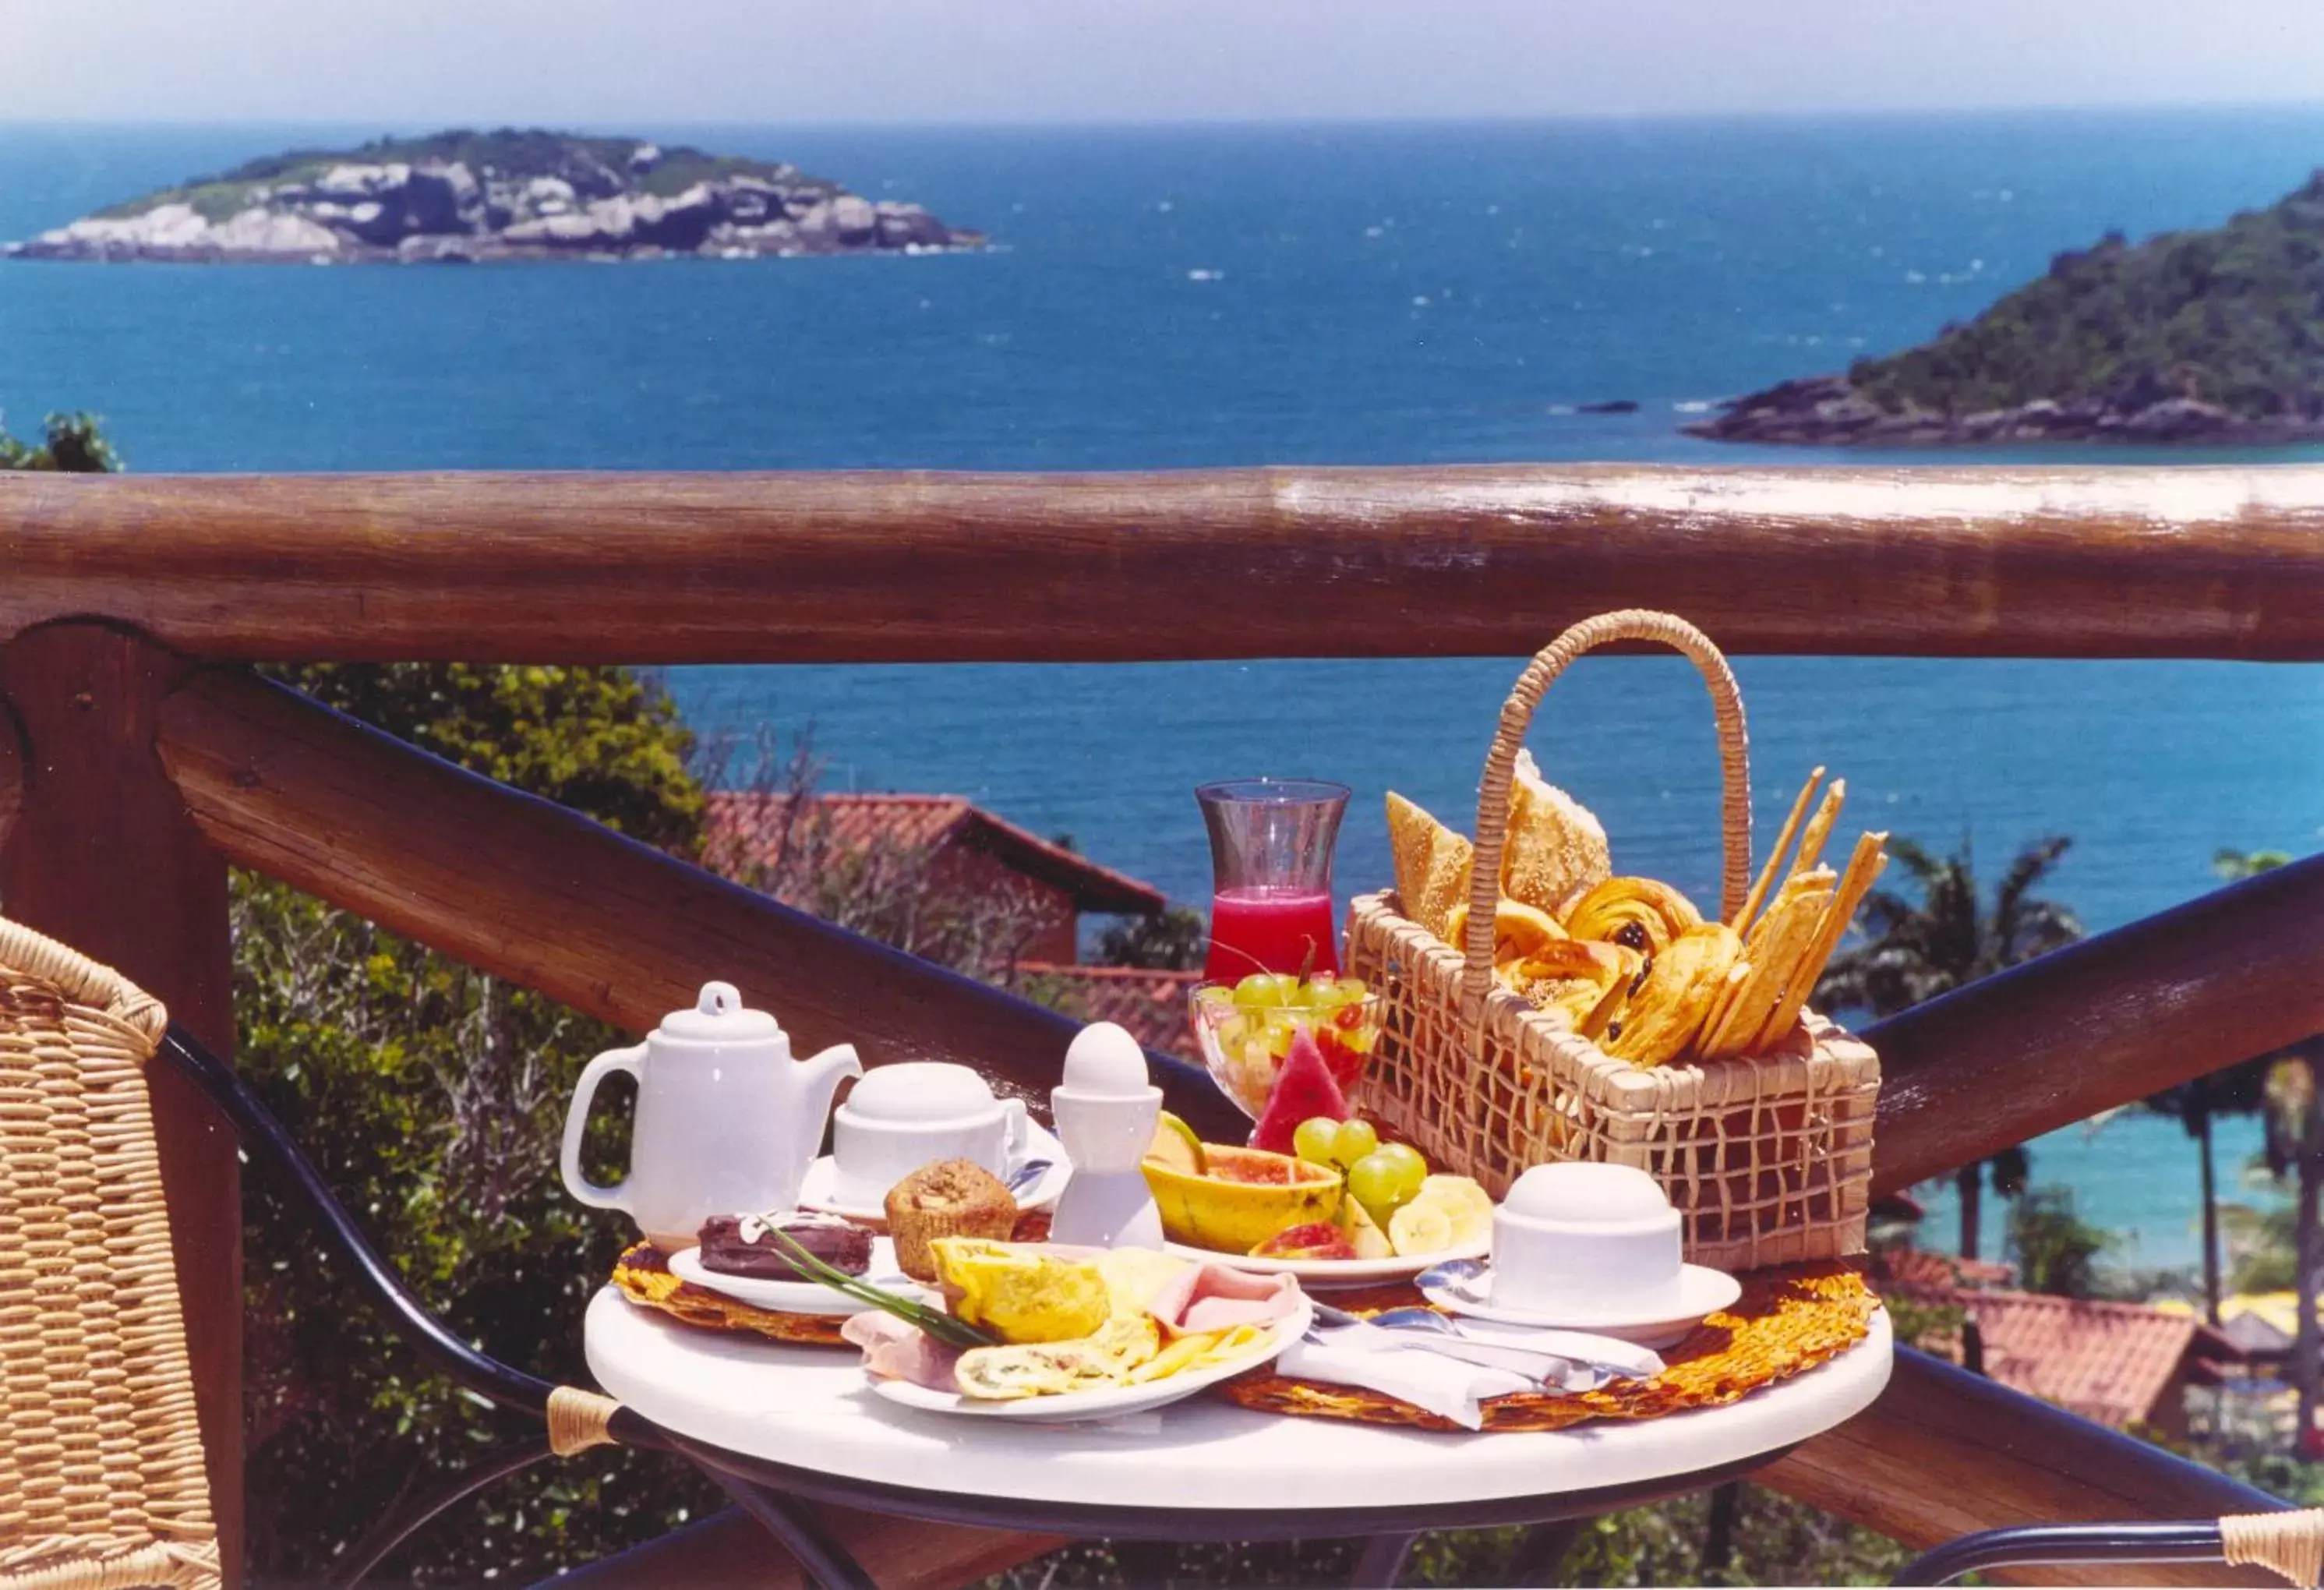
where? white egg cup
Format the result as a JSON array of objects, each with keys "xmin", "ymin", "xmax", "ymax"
[{"xmin": 1048, "ymin": 1023, "xmax": 1165, "ymax": 1250}]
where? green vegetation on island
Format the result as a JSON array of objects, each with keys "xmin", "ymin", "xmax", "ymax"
[
  {"xmin": 7, "ymin": 127, "xmax": 983, "ymax": 263},
  {"xmin": 1693, "ymin": 170, "xmax": 2324, "ymax": 444}
]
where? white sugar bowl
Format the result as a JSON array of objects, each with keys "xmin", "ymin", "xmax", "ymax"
[{"xmin": 1489, "ymin": 1162, "xmax": 1685, "ymax": 1316}]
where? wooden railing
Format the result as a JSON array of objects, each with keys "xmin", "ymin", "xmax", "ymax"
[{"xmin": 5, "ymin": 464, "xmax": 2324, "ymax": 1587}]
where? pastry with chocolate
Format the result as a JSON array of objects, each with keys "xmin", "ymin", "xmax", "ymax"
[{"xmin": 697, "ymin": 1210, "xmax": 872, "ymax": 1281}]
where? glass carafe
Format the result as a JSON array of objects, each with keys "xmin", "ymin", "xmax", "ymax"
[{"xmin": 1196, "ymin": 778, "xmax": 1350, "ymax": 982}]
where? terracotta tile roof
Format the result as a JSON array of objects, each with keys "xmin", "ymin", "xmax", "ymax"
[
  {"xmin": 1869, "ymin": 1246, "xmax": 2016, "ymax": 1290},
  {"xmin": 704, "ymin": 792, "xmax": 1166, "ymax": 915},
  {"xmin": 1017, "ymin": 963, "xmax": 1202, "ymax": 1062},
  {"xmin": 1884, "ymin": 1281, "xmax": 2236, "ymax": 1429}
]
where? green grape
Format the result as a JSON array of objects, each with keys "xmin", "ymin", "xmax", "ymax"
[
  {"xmin": 1347, "ymin": 1150, "xmax": 1419, "ymax": 1224},
  {"xmin": 1335, "ymin": 978, "xmax": 1369, "ymax": 1001},
  {"xmin": 1233, "ymin": 973, "xmax": 1281, "ymax": 1012},
  {"xmin": 1330, "ymin": 1118, "xmax": 1379, "ymax": 1168},
  {"xmin": 1372, "ymin": 1142, "xmax": 1429, "ymax": 1201},
  {"xmin": 1292, "ymin": 1117, "xmax": 1342, "ymax": 1166}
]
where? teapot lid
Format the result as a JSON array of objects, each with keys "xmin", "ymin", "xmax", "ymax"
[{"xmin": 658, "ymin": 981, "xmax": 782, "ymax": 1042}]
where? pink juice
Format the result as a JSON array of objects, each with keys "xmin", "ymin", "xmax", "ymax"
[{"xmin": 1206, "ymin": 886, "xmax": 1340, "ymax": 981}]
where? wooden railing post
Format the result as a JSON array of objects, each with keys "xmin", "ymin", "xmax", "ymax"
[{"xmin": 0, "ymin": 621, "xmax": 242, "ymax": 1583}]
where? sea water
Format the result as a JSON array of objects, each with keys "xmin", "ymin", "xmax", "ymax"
[{"xmin": 4, "ymin": 110, "xmax": 2321, "ymax": 1267}]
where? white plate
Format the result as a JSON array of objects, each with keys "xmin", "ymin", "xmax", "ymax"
[
  {"xmin": 869, "ymin": 1297, "xmax": 1312, "ymax": 1422},
  {"xmin": 799, "ymin": 1122, "xmax": 1070, "ymax": 1222},
  {"xmin": 1422, "ymin": 1263, "xmax": 1742, "ymax": 1348},
  {"xmin": 669, "ymin": 1239, "xmax": 927, "ymax": 1317},
  {"xmin": 1162, "ymin": 1238, "xmax": 1489, "ymax": 1290}
]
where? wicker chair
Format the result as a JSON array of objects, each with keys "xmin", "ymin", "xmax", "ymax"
[
  {"xmin": 0, "ymin": 918, "xmax": 219, "ymax": 1589},
  {"xmin": 0, "ymin": 916, "xmax": 640, "ymax": 1590}
]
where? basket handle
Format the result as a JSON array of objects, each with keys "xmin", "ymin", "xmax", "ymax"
[{"xmin": 1462, "ymin": 610, "xmax": 1751, "ymax": 1005}]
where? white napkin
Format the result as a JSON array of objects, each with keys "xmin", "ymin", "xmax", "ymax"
[
  {"xmin": 1277, "ymin": 1327, "xmax": 1532, "ymax": 1431},
  {"xmin": 1433, "ymin": 1320, "xmax": 1666, "ymax": 1380}
]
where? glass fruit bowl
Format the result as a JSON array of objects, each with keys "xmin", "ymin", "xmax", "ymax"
[{"xmin": 1188, "ymin": 974, "xmax": 1382, "ymax": 1119}]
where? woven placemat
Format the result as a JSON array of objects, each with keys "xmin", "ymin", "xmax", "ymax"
[
  {"xmin": 1222, "ymin": 1260, "xmax": 1877, "ymax": 1433},
  {"xmin": 608, "ymin": 1207, "xmax": 1054, "ymax": 1347},
  {"xmin": 611, "ymin": 1242, "xmax": 856, "ymax": 1345}
]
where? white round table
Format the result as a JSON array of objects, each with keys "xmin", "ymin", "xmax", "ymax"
[{"xmin": 587, "ymin": 1285, "xmax": 1891, "ymax": 1580}]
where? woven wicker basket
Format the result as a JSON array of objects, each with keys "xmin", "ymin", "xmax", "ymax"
[{"xmin": 1345, "ymin": 610, "xmax": 1879, "ymax": 1273}]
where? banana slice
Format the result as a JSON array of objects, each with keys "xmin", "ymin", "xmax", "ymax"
[
  {"xmin": 1388, "ymin": 1199, "xmax": 1455, "ymax": 1256},
  {"xmin": 1415, "ymin": 1175, "xmax": 1494, "ymax": 1248},
  {"xmin": 1338, "ymin": 1195, "xmax": 1395, "ymax": 1260}
]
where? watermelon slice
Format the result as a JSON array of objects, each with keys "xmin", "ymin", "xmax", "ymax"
[{"xmin": 1250, "ymin": 1023, "xmax": 1351, "ymax": 1154}]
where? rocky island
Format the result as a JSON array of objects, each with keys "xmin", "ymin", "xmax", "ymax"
[
  {"xmin": 1690, "ymin": 170, "xmax": 2324, "ymax": 445},
  {"xmin": 3, "ymin": 129, "xmax": 984, "ymax": 264}
]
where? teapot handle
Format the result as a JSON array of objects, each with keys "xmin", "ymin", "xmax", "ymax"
[{"xmin": 562, "ymin": 1041, "xmax": 648, "ymax": 1212}]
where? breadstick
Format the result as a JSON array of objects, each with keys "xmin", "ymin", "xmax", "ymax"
[
  {"xmin": 1703, "ymin": 880, "xmax": 1828, "ymax": 1059},
  {"xmin": 1745, "ymin": 866, "xmax": 1835, "ymax": 956},
  {"xmin": 1733, "ymin": 766, "xmax": 1825, "ymax": 932},
  {"xmin": 1691, "ymin": 958, "xmax": 1754, "ymax": 1062},
  {"xmin": 1754, "ymin": 832, "xmax": 1889, "ymax": 1051},
  {"xmin": 1790, "ymin": 778, "xmax": 1848, "ymax": 882}
]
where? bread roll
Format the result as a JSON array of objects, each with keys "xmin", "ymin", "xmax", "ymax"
[
  {"xmin": 1501, "ymin": 751, "xmax": 1612, "ymax": 917},
  {"xmin": 1386, "ymin": 791, "xmax": 1475, "ymax": 939}
]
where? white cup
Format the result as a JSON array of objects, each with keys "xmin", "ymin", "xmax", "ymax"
[
  {"xmin": 830, "ymin": 1061, "xmax": 1030, "ymax": 1207},
  {"xmin": 1490, "ymin": 1162, "xmax": 1685, "ymax": 1316}
]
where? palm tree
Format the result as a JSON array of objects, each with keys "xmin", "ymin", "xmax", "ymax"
[
  {"xmin": 2204, "ymin": 847, "xmax": 2324, "ymax": 1453},
  {"xmin": 1817, "ymin": 835, "xmax": 2082, "ymax": 1262},
  {"xmin": 2146, "ymin": 1064, "xmax": 2270, "ymax": 1323},
  {"xmin": 2140, "ymin": 851, "xmax": 2291, "ymax": 1324}
]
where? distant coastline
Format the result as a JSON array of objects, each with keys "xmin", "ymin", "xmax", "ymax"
[
  {"xmin": 1693, "ymin": 170, "xmax": 2324, "ymax": 446},
  {"xmin": 2, "ymin": 127, "xmax": 984, "ymax": 264}
]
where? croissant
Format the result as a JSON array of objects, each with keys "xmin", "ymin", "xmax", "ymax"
[
  {"xmin": 1564, "ymin": 876, "xmax": 1704, "ymax": 962},
  {"xmin": 1506, "ymin": 940, "xmax": 1641, "ymax": 1041},
  {"xmin": 1605, "ymin": 922, "xmax": 1741, "ymax": 1067},
  {"xmin": 1444, "ymin": 896, "xmax": 1567, "ymax": 966}
]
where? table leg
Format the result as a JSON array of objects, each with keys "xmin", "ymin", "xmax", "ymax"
[
  {"xmin": 1348, "ymin": 1532, "xmax": 1417, "ymax": 1589},
  {"xmin": 1502, "ymin": 1518, "xmax": 1583, "ymax": 1587},
  {"xmin": 698, "ymin": 1466, "xmax": 881, "ymax": 1590}
]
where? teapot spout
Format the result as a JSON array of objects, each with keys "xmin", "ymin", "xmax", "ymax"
[{"xmin": 797, "ymin": 1042, "xmax": 865, "ymax": 1126}]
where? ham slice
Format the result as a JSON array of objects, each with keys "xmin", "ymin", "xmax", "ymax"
[
  {"xmin": 842, "ymin": 1312, "xmax": 965, "ymax": 1394},
  {"xmin": 1146, "ymin": 1261, "xmax": 1302, "ymax": 1334}
]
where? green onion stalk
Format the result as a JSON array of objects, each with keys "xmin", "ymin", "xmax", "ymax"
[{"xmin": 761, "ymin": 1227, "xmax": 996, "ymax": 1349}]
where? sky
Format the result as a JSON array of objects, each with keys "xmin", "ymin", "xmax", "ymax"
[{"xmin": 4, "ymin": 0, "xmax": 2323, "ymax": 125}]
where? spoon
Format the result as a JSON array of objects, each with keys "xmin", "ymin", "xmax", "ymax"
[
  {"xmin": 1414, "ymin": 1256, "xmax": 1489, "ymax": 1292},
  {"xmin": 1309, "ymin": 1303, "xmax": 1656, "ymax": 1387},
  {"xmin": 1005, "ymin": 1158, "xmax": 1054, "ymax": 1196}
]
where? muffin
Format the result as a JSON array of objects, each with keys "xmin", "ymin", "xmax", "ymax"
[{"xmin": 885, "ymin": 1159, "xmax": 1018, "ymax": 1281}]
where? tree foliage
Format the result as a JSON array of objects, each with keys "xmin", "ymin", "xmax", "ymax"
[
  {"xmin": 0, "ymin": 411, "xmax": 118, "ymax": 472},
  {"xmin": 236, "ymin": 662, "xmax": 720, "ymax": 1582},
  {"xmin": 2005, "ymin": 1188, "xmax": 2115, "ymax": 1299},
  {"xmin": 1817, "ymin": 834, "xmax": 2081, "ymax": 1259},
  {"xmin": 1093, "ymin": 904, "xmax": 1209, "ymax": 970},
  {"xmin": 1816, "ymin": 835, "xmax": 2082, "ymax": 1016},
  {"xmin": 1848, "ymin": 173, "xmax": 2324, "ymax": 419}
]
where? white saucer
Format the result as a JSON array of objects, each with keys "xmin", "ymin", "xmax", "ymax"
[
  {"xmin": 798, "ymin": 1122, "xmax": 1071, "ymax": 1222},
  {"xmin": 1422, "ymin": 1263, "xmax": 1743, "ymax": 1348},
  {"xmin": 870, "ymin": 1298, "xmax": 1312, "ymax": 1422},
  {"xmin": 669, "ymin": 1238, "xmax": 931, "ymax": 1316},
  {"xmin": 1162, "ymin": 1237, "xmax": 1490, "ymax": 1291}
]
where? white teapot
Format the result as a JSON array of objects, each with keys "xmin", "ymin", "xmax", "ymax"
[{"xmin": 560, "ymin": 981, "xmax": 862, "ymax": 1249}]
